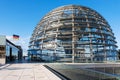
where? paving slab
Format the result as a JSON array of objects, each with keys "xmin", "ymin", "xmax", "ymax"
[{"xmin": 0, "ymin": 63, "xmax": 61, "ymax": 80}]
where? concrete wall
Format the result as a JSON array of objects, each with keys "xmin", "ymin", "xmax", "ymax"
[
  {"xmin": 0, "ymin": 35, "xmax": 6, "ymax": 64},
  {"xmin": 0, "ymin": 58, "xmax": 5, "ymax": 65}
]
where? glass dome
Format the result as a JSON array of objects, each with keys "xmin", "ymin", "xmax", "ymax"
[{"xmin": 28, "ymin": 5, "xmax": 117, "ymax": 62}]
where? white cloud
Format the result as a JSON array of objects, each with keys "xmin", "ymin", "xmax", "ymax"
[{"xmin": 6, "ymin": 35, "xmax": 30, "ymax": 56}]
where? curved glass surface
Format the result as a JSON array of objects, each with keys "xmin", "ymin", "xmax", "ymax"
[{"xmin": 28, "ymin": 5, "xmax": 117, "ymax": 62}]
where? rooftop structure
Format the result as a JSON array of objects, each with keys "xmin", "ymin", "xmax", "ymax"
[{"xmin": 28, "ymin": 5, "xmax": 117, "ymax": 62}]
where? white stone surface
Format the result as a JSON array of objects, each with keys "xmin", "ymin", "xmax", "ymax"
[
  {"xmin": 0, "ymin": 63, "xmax": 61, "ymax": 80},
  {"xmin": 0, "ymin": 58, "xmax": 5, "ymax": 64}
]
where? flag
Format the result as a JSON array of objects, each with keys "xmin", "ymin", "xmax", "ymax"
[{"xmin": 13, "ymin": 34, "xmax": 19, "ymax": 40}]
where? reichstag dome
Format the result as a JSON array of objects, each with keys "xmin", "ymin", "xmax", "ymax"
[{"xmin": 28, "ymin": 5, "xmax": 117, "ymax": 62}]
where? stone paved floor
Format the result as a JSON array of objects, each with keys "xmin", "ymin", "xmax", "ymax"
[{"xmin": 0, "ymin": 63, "xmax": 61, "ymax": 80}]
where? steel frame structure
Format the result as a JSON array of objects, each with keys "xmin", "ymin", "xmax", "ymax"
[{"xmin": 28, "ymin": 5, "xmax": 117, "ymax": 62}]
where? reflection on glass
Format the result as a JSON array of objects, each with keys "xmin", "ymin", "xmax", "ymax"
[{"xmin": 28, "ymin": 5, "xmax": 117, "ymax": 62}]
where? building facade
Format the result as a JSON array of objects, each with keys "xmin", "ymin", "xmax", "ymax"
[
  {"xmin": 0, "ymin": 35, "xmax": 23, "ymax": 64},
  {"xmin": 28, "ymin": 5, "xmax": 118, "ymax": 62}
]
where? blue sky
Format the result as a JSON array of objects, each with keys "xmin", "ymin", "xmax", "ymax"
[{"xmin": 0, "ymin": 0, "xmax": 120, "ymax": 55}]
